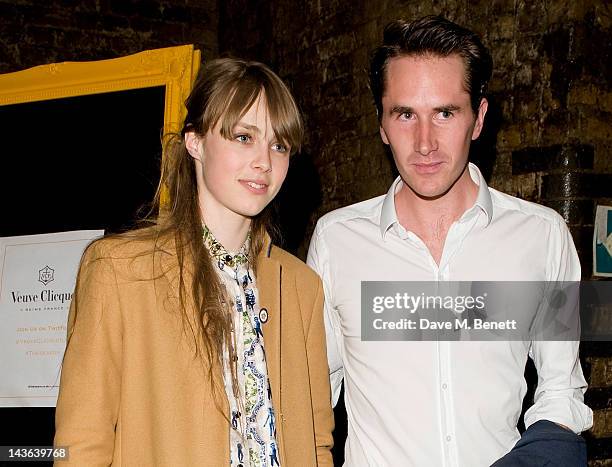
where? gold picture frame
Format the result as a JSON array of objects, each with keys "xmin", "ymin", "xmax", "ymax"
[{"xmin": 0, "ymin": 44, "xmax": 201, "ymax": 136}]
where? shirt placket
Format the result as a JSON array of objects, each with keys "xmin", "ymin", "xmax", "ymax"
[
  {"xmin": 401, "ymin": 214, "xmax": 477, "ymax": 467},
  {"xmin": 236, "ymin": 263, "xmax": 278, "ymax": 467},
  {"xmin": 438, "ymin": 213, "xmax": 480, "ymax": 467},
  {"xmin": 221, "ymin": 266, "xmax": 248, "ymax": 466}
]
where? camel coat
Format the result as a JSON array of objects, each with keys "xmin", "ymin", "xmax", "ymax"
[{"xmin": 54, "ymin": 235, "xmax": 334, "ymax": 466}]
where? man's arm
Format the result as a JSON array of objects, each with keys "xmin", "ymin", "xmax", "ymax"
[
  {"xmin": 491, "ymin": 420, "xmax": 586, "ymax": 466},
  {"xmin": 523, "ymin": 216, "xmax": 593, "ymax": 433},
  {"xmin": 307, "ymin": 222, "xmax": 344, "ymax": 407}
]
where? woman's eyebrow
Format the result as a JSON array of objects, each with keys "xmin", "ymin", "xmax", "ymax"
[{"xmin": 234, "ymin": 121, "xmax": 261, "ymax": 133}]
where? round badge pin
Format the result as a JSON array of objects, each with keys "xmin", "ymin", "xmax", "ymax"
[{"xmin": 259, "ymin": 308, "xmax": 269, "ymax": 323}]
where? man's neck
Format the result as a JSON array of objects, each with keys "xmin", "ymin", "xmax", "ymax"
[{"xmin": 395, "ymin": 170, "xmax": 479, "ymax": 263}]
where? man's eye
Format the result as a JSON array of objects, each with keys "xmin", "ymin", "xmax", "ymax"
[
  {"xmin": 400, "ymin": 112, "xmax": 413, "ymax": 120},
  {"xmin": 438, "ymin": 110, "xmax": 453, "ymax": 119}
]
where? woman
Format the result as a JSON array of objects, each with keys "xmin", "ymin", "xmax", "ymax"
[{"xmin": 54, "ymin": 58, "xmax": 333, "ymax": 466}]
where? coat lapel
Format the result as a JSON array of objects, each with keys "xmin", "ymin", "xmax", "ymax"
[{"xmin": 256, "ymin": 247, "xmax": 282, "ymax": 408}]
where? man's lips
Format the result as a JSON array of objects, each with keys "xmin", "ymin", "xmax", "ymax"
[{"xmin": 412, "ymin": 161, "xmax": 444, "ymax": 174}]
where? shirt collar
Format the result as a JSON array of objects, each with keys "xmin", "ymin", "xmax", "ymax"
[
  {"xmin": 379, "ymin": 162, "xmax": 493, "ymax": 240},
  {"xmin": 379, "ymin": 175, "xmax": 403, "ymax": 239},
  {"xmin": 468, "ymin": 163, "xmax": 493, "ymax": 226},
  {"xmin": 202, "ymin": 224, "xmax": 250, "ymax": 269}
]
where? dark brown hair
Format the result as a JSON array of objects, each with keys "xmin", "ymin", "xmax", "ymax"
[{"xmin": 370, "ymin": 15, "xmax": 493, "ymax": 117}]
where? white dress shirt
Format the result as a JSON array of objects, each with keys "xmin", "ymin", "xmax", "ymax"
[{"xmin": 307, "ymin": 163, "xmax": 593, "ymax": 467}]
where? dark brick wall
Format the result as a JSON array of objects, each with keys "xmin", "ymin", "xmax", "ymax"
[
  {"xmin": 220, "ymin": 0, "xmax": 611, "ymax": 259},
  {"xmin": 1, "ymin": 0, "xmax": 610, "ymax": 463},
  {"xmin": 0, "ymin": 0, "xmax": 218, "ymax": 73},
  {"xmin": 219, "ymin": 1, "xmax": 612, "ymax": 463}
]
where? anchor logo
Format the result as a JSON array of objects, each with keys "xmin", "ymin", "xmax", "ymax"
[{"xmin": 38, "ymin": 265, "xmax": 55, "ymax": 286}]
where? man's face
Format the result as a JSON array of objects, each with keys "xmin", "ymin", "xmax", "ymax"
[{"xmin": 379, "ymin": 54, "xmax": 487, "ymax": 200}]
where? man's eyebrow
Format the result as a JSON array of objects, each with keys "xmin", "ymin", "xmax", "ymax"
[
  {"xmin": 389, "ymin": 104, "xmax": 462, "ymax": 115},
  {"xmin": 433, "ymin": 104, "xmax": 461, "ymax": 112},
  {"xmin": 390, "ymin": 106, "xmax": 414, "ymax": 115}
]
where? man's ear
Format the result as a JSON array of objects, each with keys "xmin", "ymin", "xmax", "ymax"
[
  {"xmin": 184, "ymin": 132, "xmax": 203, "ymax": 161},
  {"xmin": 471, "ymin": 97, "xmax": 488, "ymax": 141}
]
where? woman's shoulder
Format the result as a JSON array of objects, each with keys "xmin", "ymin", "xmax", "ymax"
[
  {"xmin": 267, "ymin": 246, "xmax": 323, "ymax": 330},
  {"xmin": 86, "ymin": 227, "xmax": 173, "ymax": 258},
  {"xmin": 80, "ymin": 228, "xmax": 177, "ymax": 280},
  {"xmin": 268, "ymin": 245, "xmax": 320, "ymax": 285}
]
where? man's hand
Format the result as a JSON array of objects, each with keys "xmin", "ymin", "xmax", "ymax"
[{"xmin": 555, "ymin": 422, "xmax": 572, "ymax": 432}]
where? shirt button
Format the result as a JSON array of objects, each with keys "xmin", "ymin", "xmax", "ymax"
[
  {"xmin": 442, "ymin": 383, "xmax": 448, "ymax": 389},
  {"xmin": 446, "ymin": 435, "xmax": 452, "ymax": 442}
]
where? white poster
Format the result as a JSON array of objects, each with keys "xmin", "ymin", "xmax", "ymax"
[{"xmin": 0, "ymin": 230, "xmax": 103, "ymax": 407}]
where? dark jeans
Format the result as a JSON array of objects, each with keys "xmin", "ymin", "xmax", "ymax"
[{"xmin": 491, "ymin": 420, "xmax": 586, "ymax": 467}]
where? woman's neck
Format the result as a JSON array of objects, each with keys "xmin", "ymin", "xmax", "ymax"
[{"xmin": 202, "ymin": 213, "xmax": 251, "ymax": 253}]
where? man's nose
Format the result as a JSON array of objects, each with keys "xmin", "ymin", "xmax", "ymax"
[{"xmin": 414, "ymin": 121, "xmax": 438, "ymax": 156}]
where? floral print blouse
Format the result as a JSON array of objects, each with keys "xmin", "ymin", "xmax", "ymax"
[{"xmin": 203, "ymin": 226, "xmax": 280, "ymax": 467}]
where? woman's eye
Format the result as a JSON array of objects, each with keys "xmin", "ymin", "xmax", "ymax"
[
  {"xmin": 235, "ymin": 134, "xmax": 251, "ymax": 143},
  {"xmin": 272, "ymin": 143, "xmax": 288, "ymax": 153}
]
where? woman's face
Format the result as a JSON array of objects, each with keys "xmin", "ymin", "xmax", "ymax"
[{"xmin": 186, "ymin": 93, "xmax": 290, "ymax": 227}]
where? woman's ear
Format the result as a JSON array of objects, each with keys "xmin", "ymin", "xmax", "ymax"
[{"xmin": 184, "ymin": 131, "xmax": 203, "ymax": 161}]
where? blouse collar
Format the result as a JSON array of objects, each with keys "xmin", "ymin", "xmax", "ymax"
[{"xmin": 202, "ymin": 224, "xmax": 250, "ymax": 269}]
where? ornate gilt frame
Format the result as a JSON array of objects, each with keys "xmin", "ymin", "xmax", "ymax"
[{"xmin": 0, "ymin": 45, "xmax": 201, "ymax": 136}]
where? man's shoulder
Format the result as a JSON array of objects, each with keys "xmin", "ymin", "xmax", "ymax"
[
  {"xmin": 489, "ymin": 188, "xmax": 565, "ymax": 226},
  {"xmin": 314, "ymin": 194, "xmax": 386, "ymax": 236}
]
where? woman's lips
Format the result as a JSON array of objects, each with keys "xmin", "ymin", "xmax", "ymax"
[{"xmin": 240, "ymin": 179, "xmax": 269, "ymax": 194}]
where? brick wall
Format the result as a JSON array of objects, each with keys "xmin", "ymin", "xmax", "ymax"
[
  {"xmin": 219, "ymin": 0, "xmax": 612, "ymax": 463},
  {"xmin": 0, "ymin": 0, "xmax": 610, "ymax": 462},
  {"xmin": 0, "ymin": 0, "xmax": 218, "ymax": 73},
  {"xmin": 221, "ymin": 0, "xmax": 611, "ymax": 256}
]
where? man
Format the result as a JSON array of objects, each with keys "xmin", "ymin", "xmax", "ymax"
[{"xmin": 307, "ymin": 16, "xmax": 592, "ymax": 466}]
